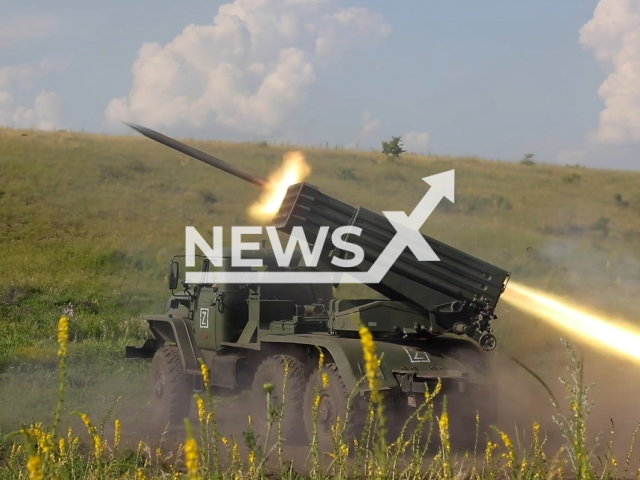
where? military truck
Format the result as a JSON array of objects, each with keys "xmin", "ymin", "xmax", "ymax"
[{"xmin": 125, "ymin": 124, "xmax": 511, "ymax": 446}]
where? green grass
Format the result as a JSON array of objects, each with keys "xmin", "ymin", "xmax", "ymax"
[{"xmin": 1, "ymin": 127, "xmax": 640, "ymax": 477}]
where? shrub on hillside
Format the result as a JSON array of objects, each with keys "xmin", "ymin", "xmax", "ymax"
[{"xmin": 520, "ymin": 153, "xmax": 536, "ymax": 166}]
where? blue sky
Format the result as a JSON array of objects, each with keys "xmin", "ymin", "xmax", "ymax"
[{"xmin": 2, "ymin": 0, "xmax": 639, "ymax": 169}]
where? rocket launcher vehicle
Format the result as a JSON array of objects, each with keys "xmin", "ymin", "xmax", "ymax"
[{"xmin": 126, "ymin": 123, "xmax": 510, "ymax": 351}]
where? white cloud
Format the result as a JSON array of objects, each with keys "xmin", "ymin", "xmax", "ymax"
[
  {"xmin": 0, "ymin": 65, "xmax": 38, "ymax": 90},
  {"xmin": 0, "ymin": 14, "xmax": 60, "ymax": 48},
  {"xmin": 0, "ymin": 57, "xmax": 70, "ymax": 90},
  {"xmin": 0, "ymin": 90, "xmax": 64, "ymax": 131},
  {"xmin": 359, "ymin": 111, "xmax": 381, "ymax": 145},
  {"xmin": 580, "ymin": 0, "xmax": 640, "ymax": 145},
  {"xmin": 402, "ymin": 131, "xmax": 430, "ymax": 153},
  {"xmin": 361, "ymin": 111, "xmax": 381, "ymax": 137},
  {"xmin": 0, "ymin": 58, "xmax": 68, "ymax": 131},
  {"xmin": 39, "ymin": 57, "xmax": 72, "ymax": 74},
  {"xmin": 104, "ymin": 0, "xmax": 391, "ymax": 135},
  {"xmin": 314, "ymin": 7, "xmax": 391, "ymax": 58},
  {"xmin": 345, "ymin": 111, "xmax": 381, "ymax": 150},
  {"xmin": 0, "ymin": 92, "xmax": 14, "ymax": 126}
]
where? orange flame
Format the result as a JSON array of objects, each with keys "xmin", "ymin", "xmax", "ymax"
[
  {"xmin": 502, "ymin": 281, "xmax": 640, "ymax": 364},
  {"xmin": 249, "ymin": 151, "xmax": 311, "ymax": 222}
]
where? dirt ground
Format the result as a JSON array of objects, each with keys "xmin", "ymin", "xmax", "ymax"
[{"xmin": 106, "ymin": 343, "xmax": 640, "ymax": 475}]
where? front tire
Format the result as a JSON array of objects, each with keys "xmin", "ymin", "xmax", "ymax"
[
  {"xmin": 251, "ymin": 355, "xmax": 308, "ymax": 444},
  {"xmin": 149, "ymin": 346, "xmax": 192, "ymax": 428}
]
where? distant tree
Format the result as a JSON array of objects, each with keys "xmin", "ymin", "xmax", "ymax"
[
  {"xmin": 520, "ymin": 153, "xmax": 536, "ymax": 166},
  {"xmin": 381, "ymin": 136, "xmax": 405, "ymax": 161}
]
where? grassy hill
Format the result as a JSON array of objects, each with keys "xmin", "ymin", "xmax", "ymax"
[{"xmin": 1, "ymin": 126, "xmax": 639, "ymax": 434}]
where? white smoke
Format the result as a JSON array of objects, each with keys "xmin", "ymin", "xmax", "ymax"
[
  {"xmin": 580, "ymin": 0, "xmax": 640, "ymax": 145},
  {"xmin": 402, "ymin": 131, "xmax": 430, "ymax": 153},
  {"xmin": 104, "ymin": 0, "xmax": 391, "ymax": 136}
]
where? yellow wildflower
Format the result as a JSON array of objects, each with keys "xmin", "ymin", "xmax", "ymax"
[
  {"xmin": 59, "ymin": 437, "xmax": 66, "ymax": 458},
  {"xmin": 533, "ymin": 421, "xmax": 540, "ymax": 434},
  {"xmin": 185, "ymin": 437, "xmax": 199, "ymax": 479},
  {"xmin": 57, "ymin": 316, "xmax": 69, "ymax": 358},
  {"xmin": 500, "ymin": 430, "xmax": 513, "ymax": 450},
  {"xmin": 221, "ymin": 436, "xmax": 229, "ymax": 447},
  {"xmin": 232, "ymin": 441, "xmax": 240, "ymax": 464},
  {"xmin": 249, "ymin": 450, "xmax": 256, "ymax": 475},
  {"xmin": 114, "ymin": 419, "xmax": 121, "ymax": 451},
  {"xmin": 401, "ymin": 439, "xmax": 411, "ymax": 453},
  {"xmin": 27, "ymin": 455, "xmax": 43, "ymax": 480},
  {"xmin": 499, "ymin": 430, "xmax": 516, "ymax": 468},
  {"xmin": 93, "ymin": 434, "xmax": 103, "ymax": 458},
  {"xmin": 340, "ymin": 443, "xmax": 349, "ymax": 457},
  {"xmin": 425, "ymin": 379, "xmax": 442, "ymax": 402},
  {"xmin": 80, "ymin": 413, "xmax": 92, "ymax": 430},
  {"xmin": 439, "ymin": 411, "xmax": 451, "ymax": 467},
  {"xmin": 319, "ymin": 350, "xmax": 325, "ymax": 368},
  {"xmin": 136, "ymin": 468, "xmax": 147, "ymax": 480},
  {"xmin": 79, "ymin": 413, "xmax": 101, "ymax": 457},
  {"xmin": 358, "ymin": 323, "xmax": 380, "ymax": 403},
  {"xmin": 200, "ymin": 362, "xmax": 210, "ymax": 389},
  {"xmin": 322, "ymin": 372, "xmax": 329, "ymax": 388},
  {"xmin": 439, "ymin": 411, "xmax": 450, "ymax": 433},
  {"xmin": 485, "ymin": 441, "xmax": 497, "ymax": 461},
  {"xmin": 197, "ymin": 396, "xmax": 206, "ymax": 423},
  {"xmin": 31, "ymin": 427, "xmax": 50, "ymax": 455}
]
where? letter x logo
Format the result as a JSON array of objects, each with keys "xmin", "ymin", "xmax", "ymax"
[{"xmin": 367, "ymin": 170, "xmax": 454, "ymax": 280}]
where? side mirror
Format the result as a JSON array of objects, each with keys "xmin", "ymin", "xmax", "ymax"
[{"xmin": 169, "ymin": 261, "xmax": 180, "ymax": 290}]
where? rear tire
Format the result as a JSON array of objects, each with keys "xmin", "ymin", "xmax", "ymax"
[
  {"xmin": 251, "ymin": 355, "xmax": 308, "ymax": 444},
  {"xmin": 149, "ymin": 346, "xmax": 192, "ymax": 429}
]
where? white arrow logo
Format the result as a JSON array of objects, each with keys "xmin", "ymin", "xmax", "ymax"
[{"xmin": 185, "ymin": 170, "xmax": 455, "ymax": 284}]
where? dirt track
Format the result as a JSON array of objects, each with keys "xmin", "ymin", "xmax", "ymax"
[{"xmin": 106, "ymin": 341, "xmax": 640, "ymax": 475}]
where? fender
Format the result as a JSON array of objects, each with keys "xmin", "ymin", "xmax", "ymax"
[
  {"xmin": 261, "ymin": 334, "xmax": 482, "ymax": 395},
  {"xmin": 261, "ymin": 333, "xmax": 372, "ymax": 393},
  {"xmin": 126, "ymin": 315, "xmax": 203, "ymax": 376}
]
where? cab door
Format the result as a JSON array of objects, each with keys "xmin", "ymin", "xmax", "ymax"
[{"xmin": 194, "ymin": 287, "xmax": 221, "ymax": 351}]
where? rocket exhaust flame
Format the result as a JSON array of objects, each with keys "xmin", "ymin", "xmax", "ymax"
[
  {"xmin": 248, "ymin": 151, "xmax": 311, "ymax": 222},
  {"xmin": 503, "ymin": 281, "xmax": 640, "ymax": 364}
]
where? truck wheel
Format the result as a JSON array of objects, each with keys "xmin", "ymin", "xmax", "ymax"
[
  {"xmin": 150, "ymin": 346, "xmax": 191, "ymax": 428},
  {"xmin": 251, "ymin": 355, "xmax": 307, "ymax": 444},
  {"xmin": 303, "ymin": 363, "xmax": 353, "ymax": 454}
]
